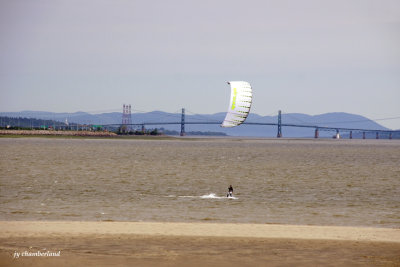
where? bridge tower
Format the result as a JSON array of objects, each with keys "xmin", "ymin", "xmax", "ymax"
[
  {"xmin": 121, "ymin": 104, "xmax": 132, "ymax": 133},
  {"xmin": 180, "ymin": 108, "xmax": 185, "ymax": 136},
  {"xmin": 277, "ymin": 110, "xmax": 282, "ymax": 138}
]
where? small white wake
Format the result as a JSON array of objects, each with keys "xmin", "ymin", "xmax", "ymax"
[
  {"xmin": 177, "ymin": 193, "xmax": 238, "ymax": 200},
  {"xmin": 200, "ymin": 193, "xmax": 226, "ymax": 199}
]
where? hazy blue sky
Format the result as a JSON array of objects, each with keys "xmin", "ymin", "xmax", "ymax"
[{"xmin": 1, "ymin": 0, "xmax": 399, "ymax": 129}]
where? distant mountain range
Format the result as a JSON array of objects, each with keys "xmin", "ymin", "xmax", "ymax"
[{"xmin": 1, "ymin": 110, "xmax": 397, "ymax": 138}]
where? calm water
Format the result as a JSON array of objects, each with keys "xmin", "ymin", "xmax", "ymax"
[{"xmin": 0, "ymin": 137, "xmax": 399, "ymax": 228}]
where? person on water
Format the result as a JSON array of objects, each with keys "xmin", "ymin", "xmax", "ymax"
[{"xmin": 227, "ymin": 185, "xmax": 233, "ymax": 197}]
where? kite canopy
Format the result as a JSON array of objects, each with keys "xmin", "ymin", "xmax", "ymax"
[{"xmin": 221, "ymin": 81, "xmax": 252, "ymax": 128}]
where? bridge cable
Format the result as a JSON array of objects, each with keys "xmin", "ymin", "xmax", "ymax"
[{"xmin": 185, "ymin": 109, "xmax": 222, "ymax": 123}]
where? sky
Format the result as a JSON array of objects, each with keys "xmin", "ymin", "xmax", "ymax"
[{"xmin": 1, "ymin": 0, "xmax": 399, "ymax": 129}]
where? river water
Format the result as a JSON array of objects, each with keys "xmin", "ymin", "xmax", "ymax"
[{"xmin": 0, "ymin": 137, "xmax": 399, "ymax": 227}]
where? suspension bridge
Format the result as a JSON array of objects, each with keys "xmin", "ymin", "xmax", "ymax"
[
  {"xmin": 2, "ymin": 108, "xmax": 398, "ymax": 138},
  {"xmin": 105, "ymin": 108, "xmax": 399, "ymax": 139}
]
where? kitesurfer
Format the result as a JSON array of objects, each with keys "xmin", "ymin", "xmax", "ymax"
[{"xmin": 227, "ymin": 185, "xmax": 233, "ymax": 197}]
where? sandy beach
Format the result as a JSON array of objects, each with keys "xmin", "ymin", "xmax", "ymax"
[{"xmin": 1, "ymin": 221, "xmax": 399, "ymax": 266}]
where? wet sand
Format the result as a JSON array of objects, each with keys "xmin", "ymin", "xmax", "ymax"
[{"xmin": 1, "ymin": 221, "xmax": 399, "ymax": 266}]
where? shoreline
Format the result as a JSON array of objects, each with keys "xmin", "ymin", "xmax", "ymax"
[
  {"xmin": 1, "ymin": 221, "xmax": 399, "ymax": 242},
  {"xmin": 1, "ymin": 131, "xmax": 399, "ymax": 141}
]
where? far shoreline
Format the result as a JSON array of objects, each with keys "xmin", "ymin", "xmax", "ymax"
[{"xmin": 1, "ymin": 130, "xmax": 400, "ymax": 142}]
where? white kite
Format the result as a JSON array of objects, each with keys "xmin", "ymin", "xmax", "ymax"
[{"xmin": 221, "ymin": 81, "xmax": 253, "ymax": 127}]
